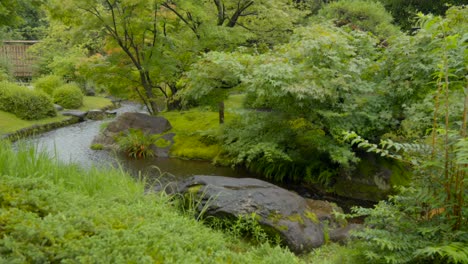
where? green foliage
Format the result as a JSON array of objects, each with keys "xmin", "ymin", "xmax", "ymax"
[
  {"xmin": 207, "ymin": 213, "xmax": 281, "ymax": 246},
  {"xmin": 215, "ymin": 23, "xmax": 391, "ymax": 183},
  {"xmin": 377, "ymin": 0, "xmax": 466, "ymax": 30},
  {"xmin": 33, "ymin": 75, "xmax": 64, "ymax": 95},
  {"xmin": 318, "ymin": 0, "xmax": 400, "ymax": 38},
  {"xmin": 116, "ymin": 129, "xmax": 156, "ymax": 159},
  {"xmin": 343, "ymin": 9, "xmax": 468, "ymax": 263},
  {"xmin": 28, "ymin": 21, "xmax": 91, "ymax": 84},
  {"xmin": 0, "ymin": 81, "xmax": 56, "ymax": 120},
  {"xmin": 0, "ymin": 141, "xmax": 301, "ymax": 263},
  {"xmin": 0, "ymin": 57, "xmax": 13, "ymax": 81},
  {"xmin": 52, "ymin": 83, "xmax": 83, "ymax": 109},
  {"xmin": 181, "ymin": 52, "xmax": 243, "ymax": 109},
  {"xmin": 349, "ymin": 187, "xmax": 468, "ymax": 264}
]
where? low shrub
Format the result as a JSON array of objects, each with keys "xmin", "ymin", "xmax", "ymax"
[
  {"xmin": 33, "ymin": 75, "xmax": 64, "ymax": 95},
  {"xmin": 0, "ymin": 81, "xmax": 57, "ymax": 120},
  {"xmin": 53, "ymin": 83, "xmax": 84, "ymax": 109}
]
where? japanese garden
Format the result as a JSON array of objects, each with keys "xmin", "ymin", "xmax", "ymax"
[{"xmin": 0, "ymin": 0, "xmax": 466, "ymax": 263}]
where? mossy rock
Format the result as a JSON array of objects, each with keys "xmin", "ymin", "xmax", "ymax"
[
  {"xmin": 174, "ymin": 175, "xmax": 325, "ymax": 253},
  {"xmin": 334, "ymin": 152, "xmax": 411, "ymax": 201}
]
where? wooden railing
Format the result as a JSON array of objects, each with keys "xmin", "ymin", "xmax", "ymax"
[{"xmin": 0, "ymin": 40, "xmax": 39, "ymax": 78}]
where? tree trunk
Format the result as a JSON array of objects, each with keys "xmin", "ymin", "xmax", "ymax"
[
  {"xmin": 140, "ymin": 71, "xmax": 159, "ymax": 115},
  {"xmin": 219, "ymin": 101, "xmax": 225, "ymax": 124}
]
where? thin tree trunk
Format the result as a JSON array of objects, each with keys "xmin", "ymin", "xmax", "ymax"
[
  {"xmin": 219, "ymin": 101, "xmax": 225, "ymax": 124},
  {"xmin": 139, "ymin": 72, "xmax": 158, "ymax": 115}
]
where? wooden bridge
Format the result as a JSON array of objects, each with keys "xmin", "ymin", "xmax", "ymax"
[{"xmin": 0, "ymin": 40, "xmax": 39, "ymax": 78}]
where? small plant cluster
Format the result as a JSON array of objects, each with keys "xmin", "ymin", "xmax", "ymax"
[
  {"xmin": 34, "ymin": 75, "xmax": 84, "ymax": 109},
  {"xmin": 206, "ymin": 213, "xmax": 281, "ymax": 246},
  {"xmin": 116, "ymin": 129, "xmax": 163, "ymax": 159},
  {"xmin": 0, "ymin": 81, "xmax": 56, "ymax": 120}
]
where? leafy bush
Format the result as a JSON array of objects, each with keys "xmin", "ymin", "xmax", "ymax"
[
  {"xmin": 319, "ymin": 0, "xmax": 400, "ymax": 38},
  {"xmin": 343, "ymin": 9, "xmax": 468, "ymax": 264},
  {"xmin": 52, "ymin": 83, "xmax": 83, "ymax": 109},
  {"xmin": 33, "ymin": 75, "xmax": 64, "ymax": 95},
  {"xmin": 0, "ymin": 81, "xmax": 56, "ymax": 120},
  {"xmin": 116, "ymin": 129, "xmax": 155, "ymax": 159}
]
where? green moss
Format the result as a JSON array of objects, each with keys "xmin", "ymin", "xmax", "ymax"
[
  {"xmin": 334, "ymin": 180, "xmax": 385, "ymax": 201},
  {"xmin": 90, "ymin": 143, "xmax": 104, "ymax": 150},
  {"xmin": 356, "ymin": 155, "xmax": 411, "ymax": 187},
  {"xmin": 154, "ymin": 137, "xmax": 171, "ymax": 148},
  {"xmin": 268, "ymin": 212, "xmax": 283, "ymax": 224},
  {"xmin": 79, "ymin": 96, "xmax": 113, "ymax": 111},
  {"xmin": 160, "ymin": 94, "xmax": 242, "ymax": 161},
  {"xmin": 188, "ymin": 185, "xmax": 203, "ymax": 195},
  {"xmin": 276, "ymin": 225, "xmax": 289, "ymax": 231},
  {"xmin": 334, "ymin": 154, "xmax": 413, "ymax": 201},
  {"xmin": 171, "ymin": 134, "xmax": 221, "ymax": 160},
  {"xmin": 304, "ymin": 210, "xmax": 320, "ymax": 224},
  {"xmin": 286, "ymin": 214, "xmax": 304, "ymax": 225}
]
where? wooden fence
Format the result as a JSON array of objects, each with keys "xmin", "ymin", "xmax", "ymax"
[{"xmin": 0, "ymin": 40, "xmax": 39, "ymax": 78}]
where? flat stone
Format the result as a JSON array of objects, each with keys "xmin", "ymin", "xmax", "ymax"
[
  {"xmin": 105, "ymin": 110, "xmax": 117, "ymax": 116},
  {"xmin": 87, "ymin": 109, "xmax": 106, "ymax": 120},
  {"xmin": 54, "ymin": 104, "xmax": 64, "ymax": 111},
  {"xmin": 62, "ymin": 110, "xmax": 87, "ymax": 121}
]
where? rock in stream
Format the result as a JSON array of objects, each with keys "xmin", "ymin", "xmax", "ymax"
[{"xmin": 171, "ymin": 175, "xmax": 336, "ymax": 253}]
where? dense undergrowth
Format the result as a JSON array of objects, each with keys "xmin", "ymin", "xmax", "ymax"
[{"xmin": 0, "ymin": 140, "xmax": 302, "ymax": 263}]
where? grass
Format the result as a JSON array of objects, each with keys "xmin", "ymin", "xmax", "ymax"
[
  {"xmin": 0, "ymin": 140, "xmax": 305, "ymax": 263},
  {"xmin": 0, "ymin": 110, "xmax": 69, "ymax": 134},
  {"xmin": 0, "ymin": 96, "xmax": 113, "ymax": 135},
  {"xmin": 160, "ymin": 94, "xmax": 245, "ymax": 161},
  {"xmin": 78, "ymin": 96, "xmax": 113, "ymax": 111}
]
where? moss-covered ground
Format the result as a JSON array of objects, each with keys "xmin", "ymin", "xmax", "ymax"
[
  {"xmin": 79, "ymin": 96, "xmax": 114, "ymax": 111},
  {"xmin": 160, "ymin": 94, "xmax": 245, "ymax": 161},
  {"xmin": 0, "ymin": 96, "xmax": 112, "ymax": 135}
]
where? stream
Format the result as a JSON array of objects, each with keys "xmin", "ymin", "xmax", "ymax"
[
  {"xmin": 22, "ymin": 102, "xmax": 255, "ymax": 179},
  {"xmin": 19, "ymin": 101, "xmax": 372, "ymax": 212}
]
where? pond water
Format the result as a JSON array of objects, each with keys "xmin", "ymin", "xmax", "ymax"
[{"xmin": 20, "ymin": 102, "xmax": 372, "ymax": 212}]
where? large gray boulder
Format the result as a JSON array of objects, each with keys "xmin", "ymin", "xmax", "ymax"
[
  {"xmin": 92, "ymin": 112, "xmax": 172, "ymax": 148},
  {"xmin": 174, "ymin": 176, "xmax": 326, "ymax": 253}
]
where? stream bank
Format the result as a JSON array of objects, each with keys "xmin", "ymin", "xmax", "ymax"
[{"xmin": 17, "ymin": 101, "xmax": 375, "ymax": 213}]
